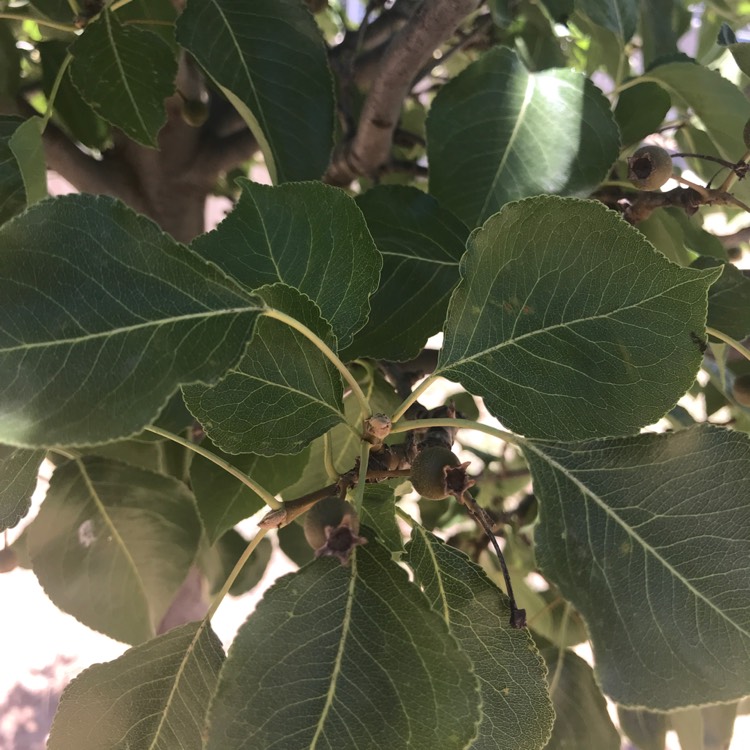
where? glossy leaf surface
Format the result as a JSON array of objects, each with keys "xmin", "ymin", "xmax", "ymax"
[
  {"xmin": 437, "ymin": 196, "xmax": 720, "ymax": 441},
  {"xmin": 407, "ymin": 528, "xmax": 555, "ymax": 750},
  {"xmin": 527, "ymin": 425, "xmax": 750, "ymax": 707},
  {"xmin": 0, "ymin": 194, "xmax": 264, "ymax": 448},
  {"xmin": 206, "ymin": 539, "xmax": 480, "ymax": 750},
  {"xmin": 48, "ymin": 621, "xmax": 224, "ymax": 750},
  {"xmin": 428, "ymin": 48, "xmax": 619, "ymax": 228},
  {"xmin": 176, "ymin": 0, "xmax": 334, "ymax": 183},
  {"xmin": 28, "ymin": 457, "xmax": 202, "ymax": 644}
]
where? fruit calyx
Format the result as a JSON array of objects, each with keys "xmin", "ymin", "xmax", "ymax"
[
  {"xmin": 410, "ymin": 445, "xmax": 474, "ymax": 500},
  {"xmin": 627, "ymin": 144, "xmax": 673, "ymax": 190}
]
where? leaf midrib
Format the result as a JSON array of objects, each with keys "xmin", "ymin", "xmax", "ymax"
[
  {"xmin": 104, "ymin": 11, "xmax": 150, "ymax": 138},
  {"xmin": 439, "ymin": 274, "xmax": 702, "ymax": 374},
  {"xmin": 524, "ymin": 440, "xmax": 750, "ymax": 639},
  {"xmin": 77, "ymin": 459, "xmax": 153, "ymax": 636},
  {"xmin": 0, "ymin": 305, "xmax": 261, "ymax": 354},
  {"xmin": 309, "ymin": 555, "xmax": 358, "ymax": 749},
  {"xmin": 147, "ymin": 621, "xmax": 209, "ymax": 750},
  {"xmin": 208, "ymin": 0, "xmax": 274, "ymax": 162},
  {"xmin": 414, "ymin": 526, "xmax": 451, "ymax": 624}
]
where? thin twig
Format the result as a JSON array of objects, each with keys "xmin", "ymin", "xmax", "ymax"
[{"xmin": 461, "ymin": 491, "xmax": 526, "ymax": 628}]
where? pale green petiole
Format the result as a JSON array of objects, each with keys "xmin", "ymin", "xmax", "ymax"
[
  {"xmin": 263, "ymin": 308, "xmax": 371, "ymax": 421},
  {"xmin": 145, "ymin": 425, "xmax": 281, "ymax": 510},
  {"xmin": 706, "ymin": 326, "xmax": 750, "ymax": 362}
]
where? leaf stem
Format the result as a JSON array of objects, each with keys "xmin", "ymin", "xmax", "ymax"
[
  {"xmin": 322, "ymin": 431, "xmax": 338, "ymax": 482},
  {"xmin": 0, "ymin": 12, "xmax": 77, "ymax": 32},
  {"xmin": 390, "ymin": 417, "xmax": 522, "ymax": 446},
  {"xmin": 263, "ymin": 309, "xmax": 371, "ymax": 419},
  {"xmin": 41, "ymin": 52, "xmax": 73, "ymax": 134},
  {"xmin": 110, "ymin": 0, "xmax": 137, "ymax": 11},
  {"xmin": 706, "ymin": 327, "xmax": 750, "ymax": 362},
  {"xmin": 145, "ymin": 426, "xmax": 281, "ymax": 510},
  {"xmin": 390, "ymin": 374, "xmax": 439, "ymax": 422},
  {"xmin": 205, "ymin": 528, "xmax": 270, "ymax": 620},
  {"xmin": 352, "ymin": 441, "xmax": 370, "ymax": 516},
  {"xmin": 395, "ymin": 505, "xmax": 416, "ymax": 527}
]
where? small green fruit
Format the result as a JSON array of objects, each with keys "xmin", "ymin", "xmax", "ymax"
[
  {"xmin": 181, "ymin": 98, "xmax": 209, "ymax": 128},
  {"xmin": 627, "ymin": 145, "xmax": 673, "ymax": 190},
  {"xmin": 743, "ymin": 118, "xmax": 750, "ymax": 150},
  {"xmin": 732, "ymin": 373, "xmax": 750, "ymax": 406},
  {"xmin": 410, "ymin": 446, "xmax": 472, "ymax": 500}
]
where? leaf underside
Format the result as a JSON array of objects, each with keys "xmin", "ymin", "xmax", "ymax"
[{"xmin": 528, "ymin": 424, "xmax": 750, "ymax": 708}]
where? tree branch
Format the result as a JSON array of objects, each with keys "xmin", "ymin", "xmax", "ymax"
[{"xmin": 325, "ymin": 0, "xmax": 481, "ymax": 185}]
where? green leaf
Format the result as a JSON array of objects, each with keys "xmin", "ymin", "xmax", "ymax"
[
  {"xmin": 693, "ymin": 257, "xmax": 750, "ymax": 341},
  {"xmin": 176, "ymin": 0, "xmax": 334, "ymax": 183},
  {"xmin": 526, "ymin": 424, "xmax": 750, "ymax": 707},
  {"xmin": 406, "ymin": 528, "xmax": 554, "ymax": 750},
  {"xmin": 718, "ymin": 24, "xmax": 750, "ymax": 78},
  {"xmin": 39, "ymin": 40, "xmax": 110, "ymax": 151},
  {"xmin": 575, "ymin": 0, "xmax": 638, "ymax": 41},
  {"xmin": 200, "ymin": 529, "xmax": 273, "ymax": 597},
  {"xmin": 540, "ymin": 647, "xmax": 620, "ymax": 750},
  {"xmin": 9, "ymin": 117, "xmax": 47, "ymax": 205},
  {"xmin": 0, "ymin": 116, "xmax": 30, "ymax": 225},
  {"xmin": 277, "ymin": 519, "xmax": 314, "ymax": 567},
  {"xmin": 183, "ymin": 283, "xmax": 345, "ymax": 456},
  {"xmin": 78, "ymin": 438, "xmax": 176, "ymax": 475},
  {"xmin": 639, "ymin": 0, "xmax": 682, "ymax": 66},
  {"xmin": 48, "ymin": 621, "xmax": 224, "ymax": 750},
  {"xmin": 641, "ymin": 60, "xmax": 750, "ymax": 171},
  {"xmin": 0, "ymin": 194, "xmax": 264, "ymax": 448},
  {"xmin": 361, "ymin": 484, "xmax": 404, "ymax": 555},
  {"xmin": 282, "ymin": 369, "xmax": 400, "ymax": 499},
  {"xmin": 27, "ymin": 457, "xmax": 203, "ymax": 644},
  {"xmin": 427, "ymin": 47, "xmax": 619, "ymax": 228},
  {"xmin": 638, "ymin": 208, "xmax": 695, "ymax": 266},
  {"xmin": 617, "ymin": 706, "xmax": 668, "ymax": 750},
  {"xmin": 29, "ymin": 0, "xmax": 72, "ymax": 22},
  {"xmin": 69, "ymin": 10, "xmax": 177, "ymax": 147},
  {"xmin": 437, "ymin": 196, "xmax": 721, "ymax": 441},
  {"xmin": 190, "ymin": 437, "xmax": 311, "ymax": 543},
  {"xmin": 191, "ymin": 180, "xmax": 381, "ymax": 348},
  {"xmin": 114, "ymin": 0, "xmax": 178, "ymax": 48},
  {"xmin": 614, "ymin": 81, "xmax": 671, "ymax": 146},
  {"xmin": 206, "ymin": 538, "xmax": 480, "ymax": 750},
  {"xmin": 0, "ymin": 445, "xmax": 44, "ymax": 531},
  {"xmin": 345, "ymin": 186, "xmax": 468, "ymax": 361}
]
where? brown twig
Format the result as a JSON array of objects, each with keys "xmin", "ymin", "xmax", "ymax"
[
  {"xmin": 258, "ymin": 468, "xmax": 413, "ymax": 529},
  {"xmin": 325, "ymin": 0, "xmax": 481, "ymax": 185}
]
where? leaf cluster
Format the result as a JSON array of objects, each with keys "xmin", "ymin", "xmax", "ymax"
[{"xmin": 2, "ymin": 2, "xmax": 750, "ymax": 750}]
